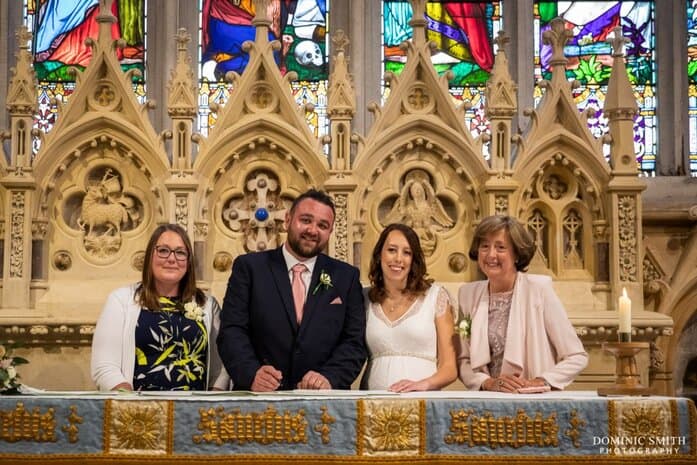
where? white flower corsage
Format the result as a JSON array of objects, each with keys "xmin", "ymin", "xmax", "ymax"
[
  {"xmin": 312, "ymin": 270, "xmax": 334, "ymax": 295},
  {"xmin": 159, "ymin": 296, "xmax": 205, "ymax": 322},
  {"xmin": 183, "ymin": 301, "xmax": 204, "ymax": 322},
  {"xmin": 455, "ymin": 314, "xmax": 472, "ymax": 339}
]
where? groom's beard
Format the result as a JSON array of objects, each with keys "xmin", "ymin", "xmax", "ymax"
[{"xmin": 286, "ymin": 229, "xmax": 325, "ymax": 258}]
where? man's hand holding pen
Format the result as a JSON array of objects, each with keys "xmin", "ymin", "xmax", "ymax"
[{"xmin": 251, "ymin": 365, "xmax": 283, "ymax": 391}]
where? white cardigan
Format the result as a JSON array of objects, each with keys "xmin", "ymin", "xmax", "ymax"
[
  {"xmin": 457, "ymin": 273, "xmax": 588, "ymax": 390},
  {"xmin": 91, "ymin": 284, "xmax": 230, "ymax": 391}
]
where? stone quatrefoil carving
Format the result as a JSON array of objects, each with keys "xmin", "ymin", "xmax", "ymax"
[{"xmin": 64, "ymin": 167, "xmax": 143, "ymax": 259}]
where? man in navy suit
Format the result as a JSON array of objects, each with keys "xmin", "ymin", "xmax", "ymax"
[{"xmin": 218, "ymin": 189, "xmax": 367, "ymax": 391}]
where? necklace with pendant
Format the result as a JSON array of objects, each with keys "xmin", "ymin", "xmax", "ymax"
[{"xmin": 387, "ymin": 292, "xmax": 410, "ymax": 313}]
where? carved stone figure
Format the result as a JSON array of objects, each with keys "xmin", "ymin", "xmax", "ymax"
[
  {"xmin": 542, "ymin": 174, "xmax": 568, "ymax": 200},
  {"xmin": 78, "ymin": 183, "xmax": 129, "ymax": 237},
  {"xmin": 383, "ymin": 169, "xmax": 453, "ymax": 256},
  {"xmin": 75, "ymin": 168, "xmax": 141, "ymax": 259}
]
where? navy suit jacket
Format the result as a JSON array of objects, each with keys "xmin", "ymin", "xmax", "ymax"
[{"xmin": 217, "ymin": 247, "xmax": 367, "ymax": 390}]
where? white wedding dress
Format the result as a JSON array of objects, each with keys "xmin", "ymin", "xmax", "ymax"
[{"xmin": 361, "ymin": 285, "xmax": 452, "ymax": 390}]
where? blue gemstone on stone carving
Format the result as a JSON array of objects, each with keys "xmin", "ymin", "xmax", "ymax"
[{"xmin": 255, "ymin": 208, "xmax": 269, "ymax": 221}]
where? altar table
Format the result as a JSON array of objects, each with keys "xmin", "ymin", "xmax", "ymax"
[{"xmin": 0, "ymin": 390, "xmax": 695, "ymax": 464}]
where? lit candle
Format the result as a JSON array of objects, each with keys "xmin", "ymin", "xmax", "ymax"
[{"xmin": 618, "ymin": 287, "xmax": 632, "ymax": 341}]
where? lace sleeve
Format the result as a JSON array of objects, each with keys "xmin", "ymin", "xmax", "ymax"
[{"xmin": 434, "ymin": 286, "xmax": 455, "ymax": 321}]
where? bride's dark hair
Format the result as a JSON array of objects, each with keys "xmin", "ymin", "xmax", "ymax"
[{"xmin": 368, "ymin": 223, "xmax": 433, "ymax": 303}]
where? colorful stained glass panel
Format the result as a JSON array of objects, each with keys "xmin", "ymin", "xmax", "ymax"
[
  {"xmin": 534, "ymin": 1, "xmax": 656, "ymax": 175},
  {"xmin": 30, "ymin": 0, "xmax": 145, "ymax": 81},
  {"xmin": 198, "ymin": 0, "xmax": 329, "ymax": 138},
  {"xmin": 382, "ymin": 1, "xmax": 502, "ymax": 141},
  {"xmin": 24, "ymin": 0, "xmax": 146, "ymax": 153},
  {"xmin": 687, "ymin": 0, "xmax": 697, "ymax": 175}
]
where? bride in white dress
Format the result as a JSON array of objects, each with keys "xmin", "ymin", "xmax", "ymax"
[{"xmin": 361, "ymin": 224, "xmax": 457, "ymax": 392}]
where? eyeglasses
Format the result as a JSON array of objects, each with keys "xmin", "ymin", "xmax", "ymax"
[{"xmin": 154, "ymin": 245, "xmax": 189, "ymax": 261}]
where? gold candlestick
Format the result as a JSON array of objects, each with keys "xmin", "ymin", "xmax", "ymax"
[{"xmin": 597, "ymin": 342, "xmax": 652, "ymax": 396}]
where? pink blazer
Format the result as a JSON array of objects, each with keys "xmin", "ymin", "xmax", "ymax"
[{"xmin": 457, "ymin": 273, "xmax": 588, "ymax": 390}]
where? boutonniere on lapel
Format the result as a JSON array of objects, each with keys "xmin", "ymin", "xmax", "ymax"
[
  {"xmin": 312, "ymin": 270, "xmax": 334, "ymax": 295},
  {"xmin": 455, "ymin": 314, "xmax": 472, "ymax": 339}
]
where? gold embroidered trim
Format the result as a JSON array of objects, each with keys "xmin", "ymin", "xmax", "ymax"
[
  {"xmin": 312, "ymin": 405, "xmax": 335, "ymax": 444},
  {"xmin": 0, "ymin": 401, "xmax": 56, "ymax": 443},
  {"xmin": 5, "ymin": 454, "xmax": 697, "ymax": 464},
  {"xmin": 418, "ymin": 399, "xmax": 426, "ymax": 455},
  {"xmin": 607, "ymin": 400, "xmax": 616, "ymax": 456},
  {"xmin": 361, "ymin": 399, "xmax": 420, "ymax": 456},
  {"xmin": 564, "ymin": 409, "xmax": 585, "ymax": 448},
  {"xmin": 109, "ymin": 400, "xmax": 167, "ymax": 455},
  {"xmin": 192, "ymin": 404, "xmax": 308, "ymax": 445},
  {"xmin": 103, "ymin": 399, "xmax": 111, "ymax": 453},
  {"xmin": 670, "ymin": 399, "xmax": 679, "ymax": 440},
  {"xmin": 609, "ymin": 399, "xmax": 680, "ymax": 457},
  {"xmin": 167, "ymin": 400, "xmax": 174, "ymax": 455},
  {"xmin": 619, "ymin": 402, "xmax": 668, "ymax": 442},
  {"xmin": 356, "ymin": 399, "xmax": 364, "ymax": 456},
  {"xmin": 444, "ymin": 408, "xmax": 558, "ymax": 448},
  {"xmin": 60, "ymin": 405, "xmax": 82, "ymax": 443}
]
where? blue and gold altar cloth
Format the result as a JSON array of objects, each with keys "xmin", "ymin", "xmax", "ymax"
[{"xmin": 0, "ymin": 391, "xmax": 695, "ymax": 464}]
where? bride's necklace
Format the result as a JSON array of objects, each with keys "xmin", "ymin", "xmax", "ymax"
[{"xmin": 385, "ymin": 291, "xmax": 413, "ymax": 313}]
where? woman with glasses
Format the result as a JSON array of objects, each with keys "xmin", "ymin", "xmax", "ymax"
[
  {"xmin": 457, "ymin": 215, "xmax": 587, "ymax": 393},
  {"xmin": 91, "ymin": 224, "xmax": 229, "ymax": 391}
]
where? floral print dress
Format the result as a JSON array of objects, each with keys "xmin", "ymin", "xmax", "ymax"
[{"xmin": 133, "ymin": 298, "xmax": 208, "ymax": 391}]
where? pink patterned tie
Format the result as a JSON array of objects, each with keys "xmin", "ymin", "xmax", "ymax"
[{"xmin": 291, "ymin": 263, "xmax": 307, "ymax": 323}]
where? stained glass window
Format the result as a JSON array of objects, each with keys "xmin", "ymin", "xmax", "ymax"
[
  {"xmin": 687, "ymin": 0, "xmax": 697, "ymax": 175},
  {"xmin": 534, "ymin": 1, "xmax": 656, "ymax": 175},
  {"xmin": 198, "ymin": 0, "xmax": 329, "ymax": 139},
  {"xmin": 382, "ymin": 1, "xmax": 502, "ymax": 142},
  {"xmin": 24, "ymin": 0, "xmax": 146, "ymax": 153}
]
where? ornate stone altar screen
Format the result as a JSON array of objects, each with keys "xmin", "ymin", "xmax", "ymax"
[
  {"xmin": 0, "ymin": 0, "xmax": 678, "ymax": 395},
  {"xmin": 0, "ymin": 392, "xmax": 695, "ymax": 464}
]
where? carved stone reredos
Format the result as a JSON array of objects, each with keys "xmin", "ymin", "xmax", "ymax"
[{"xmin": 0, "ymin": 2, "xmax": 690, "ymax": 397}]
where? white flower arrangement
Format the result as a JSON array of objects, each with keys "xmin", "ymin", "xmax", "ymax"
[
  {"xmin": 183, "ymin": 301, "xmax": 204, "ymax": 322},
  {"xmin": 312, "ymin": 270, "xmax": 334, "ymax": 295},
  {"xmin": 455, "ymin": 315, "xmax": 472, "ymax": 339},
  {"xmin": 0, "ymin": 344, "xmax": 28, "ymax": 394}
]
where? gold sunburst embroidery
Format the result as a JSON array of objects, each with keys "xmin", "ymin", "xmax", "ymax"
[
  {"xmin": 109, "ymin": 401, "xmax": 167, "ymax": 454},
  {"xmin": 363, "ymin": 400, "xmax": 419, "ymax": 455},
  {"xmin": 621, "ymin": 405, "xmax": 666, "ymax": 442}
]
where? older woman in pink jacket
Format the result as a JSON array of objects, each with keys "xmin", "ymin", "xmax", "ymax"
[{"xmin": 457, "ymin": 215, "xmax": 588, "ymax": 392}]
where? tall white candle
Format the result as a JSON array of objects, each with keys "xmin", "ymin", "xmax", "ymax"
[{"xmin": 618, "ymin": 287, "xmax": 632, "ymax": 334}]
